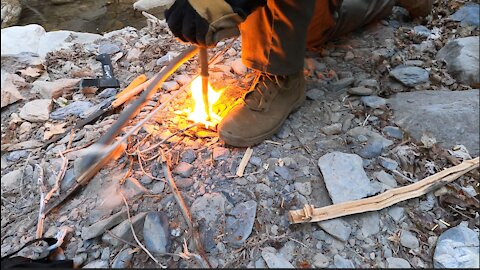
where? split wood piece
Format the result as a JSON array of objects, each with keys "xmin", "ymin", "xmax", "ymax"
[
  {"xmin": 236, "ymin": 147, "xmax": 253, "ymax": 177},
  {"xmin": 288, "ymin": 157, "xmax": 479, "ymax": 224}
]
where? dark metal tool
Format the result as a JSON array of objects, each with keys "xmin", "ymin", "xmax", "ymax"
[
  {"xmin": 199, "ymin": 47, "xmax": 210, "ymax": 121},
  {"xmin": 80, "ymin": 54, "xmax": 120, "ymax": 90}
]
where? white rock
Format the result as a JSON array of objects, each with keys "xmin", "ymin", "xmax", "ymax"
[
  {"xmin": 231, "ymin": 58, "xmax": 247, "ymax": 75},
  {"xmin": 37, "ymin": 30, "xmax": 103, "ymax": 58},
  {"xmin": 1, "ymin": 169, "xmax": 23, "ymax": 188},
  {"xmin": 32, "ymin": 78, "xmax": 80, "ymax": 99},
  {"xmin": 1, "ymin": 0, "xmax": 22, "ymax": 28},
  {"xmin": 387, "ymin": 257, "xmax": 411, "ymax": 268},
  {"xmin": 313, "ymin": 253, "xmax": 329, "ymax": 268},
  {"xmin": 261, "ymin": 249, "xmax": 294, "ymax": 268},
  {"xmin": 434, "ymin": 223, "xmax": 479, "ymax": 268},
  {"xmin": 19, "ymin": 99, "xmax": 52, "ymax": 122},
  {"xmin": 133, "ymin": 0, "xmax": 174, "ymax": 11},
  {"xmin": 1, "ymin": 24, "xmax": 46, "ymax": 56},
  {"xmin": 126, "ymin": 48, "xmax": 142, "ymax": 61}
]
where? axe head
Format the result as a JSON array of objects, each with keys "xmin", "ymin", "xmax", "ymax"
[{"xmin": 80, "ymin": 78, "xmax": 120, "ymax": 90}]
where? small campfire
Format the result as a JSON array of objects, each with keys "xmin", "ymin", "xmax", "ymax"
[{"xmin": 184, "ymin": 77, "xmax": 224, "ymax": 127}]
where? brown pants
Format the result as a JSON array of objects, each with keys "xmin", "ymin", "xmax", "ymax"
[{"xmin": 240, "ymin": 0, "xmax": 396, "ymax": 75}]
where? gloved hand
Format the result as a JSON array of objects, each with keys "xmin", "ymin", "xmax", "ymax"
[{"xmin": 165, "ymin": 0, "xmax": 266, "ymax": 46}]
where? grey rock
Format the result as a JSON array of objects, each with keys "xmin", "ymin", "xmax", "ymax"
[
  {"xmin": 50, "ymin": 101, "xmax": 93, "ymax": 120},
  {"xmin": 358, "ymin": 79, "xmax": 379, "ymax": 90},
  {"xmin": 294, "ymin": 181, "xmax": 312, "ymax": 196},
  {"xmin": 400, "ymin": 230, "xmax": 419, "ymax": 249},
  {"xmin": 275, "ymin": 166, "xmax": 292, "ymax": 181},
  {"xmin": 433, "ymin": 223, "xmax": 479, "ymax": 268},
  {"xmin": 102, "ymin": 212, "xmax": 147, "ymax": 246},
  {"xmin": 318, "ymin": 218, "xmax": 352, "ymax": 242},
  {"xmin": 358, "ymin": 212, "xmax": 380, "ymax": 238},
  {"xmin": 231, "ymin": 58, "xmax": 247, "ymax": 75},
  {"xmin": 83, "ymin": 260, "xmax": 108, "ymax": 268},
  {"xmin": 173, "ymin": 162, "xmax": 194, "ymax": 177},
  {"xmin": 1, "ymin": 169, "xmax": 23, "ymax": 188},
  {"xmin": 358, "ymin": 138, "xmax": 387, "ymax": 159},
  {"xmin": 376, "ymin": 170, "xmax": 397, "ymax": 188},
  {"xmin": 31, "ymin": 78, "xmax": 81, "ymax": 99},
  {"xmin": 111, "ymin": 248, "xmax": 134, "ymax": 268},
  {"xmin": 276, "ymin": 125, "xmax": 291, "ymax": 139},
  {"xmin": 261, "ymin": 249, "xmax": 294, "ymax": 268},
  {"xmin": 348, "ymin": 86, "xmax": 374, "ymax": 96},
  {"xmin": 161, "ymin": 81, "xmax": 179, "ymax": 91},
  {"xmin": 361, "ymin": 96, "xmax": 387, "ymax": 109},
  {"xmin": 1, "ymin": 24, "xmax": 45, "ymax": 56},
  {"xmin": 389, "ymin": 90, "xmax": 479, "ymax": 155},
  {"xmin": 389, "ymin": 65, "xmax": 429, "ymax": 87},
  {"xmin": 329, "ymin": 77, "xmax": 355, "ymax": 91},
  {"xmin": 126, "ymin": 48, "xmax": 142, "ymax": 61},
  {"xmin": 436, "ymin": 36, "xmax": 479, "ymax": 87},
  {"xmin": 306, "ymin": 88, "xmax": 325, "ymax": 100},
  {"xmin": 181, "ymin": 149, "xmax": 196, "ymax": 163},
  {"xmin": 321, "ymin": 123, "xmax": 342, "ymax": 135},
  {"xmin": 97, "ymin": 88, "xmax": 117, "ymax": 98},
  {"xmin": 347, "ymin": 127, "xmax": 393, "ymax": 149},
  {"xmin": 279, "ymin": 241, "xmax": 296, "ymax": 262},
  {"xmin": 383, "ymin": 126, "xmax": 403, "ymax": 139},
  {"xmin": 73, "ymin": 253, "xmax": 87, "ymax": 268},
  {"xmin": 213, "ymin": 147, "xmax": 230, "ymax": 160},
  {"xmin": 225, "ymin": 200, "xmax": 257, "ymax": 247},
  {"xmin": 101, "ymin": 247, "xmax": 110, "ymax": 260},
  {"xmin": 6, "ymin": 150, "xmax": 28, "ymax": 162},
  {"xmin": 122, "ymin": 177, "xmax": 148, "ymax": 200},
  {"xmin": 81, "ymin": 210, "xmax": 128, "ymax": 240},
  {"xmin": 175, "ymin": 177, "xmax": 194, "ymax": 189},
  {"xmin": 249, "ymin": 156, "xmax": 262, "ymax": 167},
  {"xmin": 318, "ymin": 152, "xmax": 372, "ymax": 204},
  {"xmin": 333, "ymin": 255, "xmax": 354, "ymax": 268},
  {"xmin": 378, "ymin": 157, "xmax": 399, "ymax": 171},
  {"xmin": 19, "ymin": 99, "xmax": 52, "ymax": 122},
  {"xmin": 387, "ymin": 257, "xmax": 411, "ymax": 268},
  {"xmin": 99, "ymin": 43, "xmax": 121, "ymax": 55},
  {"xmin": 388, "ymin": 206, "xmax": 405, "ymax": 223},
  {"xmin": 191, "ymin": 193, "xmax": 226, "ymax": 252},
  {"xmin": 449, "ymin": 3, "xmax": 479, "ymax": 28},
  {"xmin": 413, "ymin": 25, "xmax": 431, "ymax": 37},
  {"xmin": 313, "ymin": 253, "xmax": 329, "ymax": 268},
  {"xmin": 151, "ymin": 181, "xmax": 165, "ymax": 194},
  {"xmin": 143, "ymin": 212, "xmax": 170, "ymax": 254}
]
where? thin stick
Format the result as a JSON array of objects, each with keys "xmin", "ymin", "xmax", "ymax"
[
  {"xmin": 35, "ymin": 163, "xmax": 46, "ymax": 238},
  {"xmin": 120, "ymin": 192, "xmax": 165, "ymax": 268},
  {"xmin": 288, "ymin": 157, "xmax": 479, "ymax": 224},
  {"xmin": 45, "ymin": 151, "xmax": 68, "ymax": 202},
  {"xmin": 236, "ymin": 147, "xmax": 253, "ymax": 177}
]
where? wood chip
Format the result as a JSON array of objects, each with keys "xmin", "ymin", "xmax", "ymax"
[{"xmin": 236, "ymin": 147, "xmax": 253, "ymax": 177}]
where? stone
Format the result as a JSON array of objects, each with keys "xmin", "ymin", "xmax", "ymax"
[
  {"xmin": 436, "ymin": 36, "xmax": 479, "ymax": 87},
  {"xmin": 98, "ymin": 88, "xmax": 117, "ymax": 98},
  {"xmin": 83, "ymin": 260, "xmax": 108, "ymax": 268},
  {"xmin": 231, "ymin": 58, "xmax": 247, "ymax": 75},
  {"xmin": 191, "ymin": 193, "xmax": 226, "ymax": 252},
  {"xmin": 318, "ymin": 152, "xmax": 372, "ymax": 204},
  {"xmin": 151, "ymin": 181, "xmax": 165, "ymax": 194},
  {"xmin": 389, "ymin": 65, "xmax": 429, "ymax": 87},
  {"xmin": 275, "ymin": 166, "xmax": 292, "ymax": 181},
  {"xmin": 261, "ymin": 249, "xmax": 295, "ymax": 268},
  {"xmin": 37, "ymin": 30, "xmax": 102, "ymax": 58},
  {"xmin": 378, "ymin": 157, "xmax": 398, "ymax": 171},
  {"xmin": 181, "ymin": 149, "xmax": 196, "ymax": 163},
  {"xmin": 1, "ymin": 24, "xmax": 45, "ymax": 56},
  {"xmin": 133, "ymin": 0, "xmax": 174, "ymax": 11},
  {"xmin": 413, "ymin": 25, "xmax": 431, "ymax": 37},
  {"xmin": 156, "ymin": 52, "xmax": 178, "ymax": 66},
  {"xmin": 126, "ymin": 48, "xmax": 141, "ymax": 61},
  {"xmin": 19, "ymin": 99, "xmax": 52, "ymax": 122},
  {"xmin": 81, "ymin": 210, "xmax": 128, "ymax": 240},
  {"xmin": 73, "ymin": 253, "xmax": 87, "ymax": 268},
  {"xmin": 122, "ymin": 178, "xmax": 148, "ymax": 200},
  {"xmin": 225, "ymin": 200, "xmax": 257, "ymax": 247},
  {"xmin": 306, "ymin": 88, "xmax": 325, "ymax": 100},
  {"xmin": 318, "ymin": 218, "xmax": 352, "ymax": 242},
  {"xmin": 347, "ymin": 127, "xmax": 393, "ymax": 149},
  {"xmin": 294, "ymin": 181, "xmax": 312, "ymax": 196},
  {"xmin": 321, "ymin": 123, "xmax": 342, "ymax": 135},
  {"xmin": 249, "ymin": 156, "xmax": 262, "ymax": 167},
  {"xmin": 361, "ymin": 96, "xmax": 387, "ymax": 109},
  {"xmin": 173, "ymin": 162, "xmax": 194, "ymax": 177},
  {"xmin": 400, "ymin": 230, "xmax": 419, "ymax": 249},
  {"xmin": 1, "ymin": 0, "xmax": 22, "ymax": 28},
  {"xmin": 433, "ymin": 223, "xmax": 479, "ymax": 268},
  {"xmin": 111, "ymin": 248, "xmax": 134, "ymax": 268},
  {"xmin": 143, "ymin": 212, "xmax": 170, "ymax": 254},
  {"xmin": 358, "ymin": 212, "xmax": 380, "ymax": 238},
  {"xmin": 213, "ymin": 147, "xmax": 230, "ymax": 160},
  {"xmin": 32, "ymin": 78, "xmax": 80, "ymax": 99},
  {"xmin": 376, "ymin": 170, "xmax": 397, "ymax": 188},
  {"xmin": 358, "ymin": 138, "xmax": 388, "ymax": 159},
  {"xmin": 276, "ymin": 125, "xmax": 291, "ymax": 139},
  {"xmin": 162, "ymin": 81, "xmax": 179, "ymax": 91},
  {"xmin": 389, "ymin": 90, "xmax": 479, "ymax": 155},
  {"xmin": 175, "ymin": 177, "xmax": 193, "ymax": 189},
  {"xmin": 333, "ymin": 255, "xmax": 354, "ymax": 268},
  {"xmin": 102, "ymin": 212, "xmax": 147, "ymax": 246},
  {"xmin": 387, "ymin": 257, "xmax": 411, "ymax": 268},
  {"xmin": 344, "ymin": 51, "xmax": 355, "ymax": 61},
  {"xmin": 1, "ymin": 73, "xmax": 24, "ymax": 108},
  {"xmin": 1, "ymin": 169, "xmax": 23, "ymax": 188},
  {"xmin": 348, "ymin": 86, "xmax": 374, "ymax": 96},
  {"xmin": 99, "ymin": 43, "xmax": 121, "ymax": 55},
  {"xmin": 50, "ymin": 101, "xmax": 94, "ymax": 120},
  {"xmin": 313, "ymin": 253, "xmax": 329, "ymax": 268},
  {"xmin": 358, "ymin": 79, "xmax": 379, "ymax": 90},
  {"xmin": 329, "ymin": 77, "xmax": 355, "ymax": 91},
  {"xmin": 449, "ymin": 3, "xmax": 479, "ymax": 28},
  {"xmin": 383, "ymin": 126, "xmax": 403, "ymax": 139}
]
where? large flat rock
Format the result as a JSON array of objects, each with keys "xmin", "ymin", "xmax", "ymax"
[
  {"xmin": 389, "ymin": 90, "xmax": 479, "ymax": 155},
  {"xmin": 1, "ymin": 24, "xmax": 45, "ymax": 56}
]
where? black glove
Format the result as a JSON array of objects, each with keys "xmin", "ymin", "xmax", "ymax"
[{"xmin": 165, "ymin": 0, "xmax": 266, "ymax": 46}]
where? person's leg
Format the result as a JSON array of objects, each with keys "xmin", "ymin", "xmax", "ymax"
[{"xmin": 239, "ymin": 0, "xmax": 316, "ymax": 75}]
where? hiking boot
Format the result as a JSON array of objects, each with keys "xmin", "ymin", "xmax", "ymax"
[
  {"xmin": 218, "ymin": 70, "xmax": 306, "ymax": 147},
  {"xmin": 397, "ymin": 0, "xmax": 433, "ymax": 18}
]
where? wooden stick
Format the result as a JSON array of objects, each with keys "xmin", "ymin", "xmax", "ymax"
[
  {"xmin": 35, "ymin": 163, "xmax": 46, "ymax": 238},
  {"xmin": 288, "ymin": 157, "xmax": 479, "ymax": 224},
  {"xmin": 236, "ymin": 147, "xmax": 253, "ymax": 177}
]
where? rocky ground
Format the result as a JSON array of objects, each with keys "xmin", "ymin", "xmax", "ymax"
[{"xmin": 1, "ymin": 0, "xmax": 479, "ymax": 268}]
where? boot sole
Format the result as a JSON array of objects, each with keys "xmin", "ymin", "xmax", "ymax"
[{"xmin": 219, "ymin": 91, "xmax": 306, "ymax": 147}]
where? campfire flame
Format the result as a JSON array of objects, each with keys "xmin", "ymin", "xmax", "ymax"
[{"xmin": 186, "ymin": 76, "xmax": 223, "ymax": 126}]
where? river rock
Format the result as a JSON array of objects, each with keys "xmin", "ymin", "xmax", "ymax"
[
  {"xmin": 413, "ymin": 25, "xmax": 431, "ymax": 37},
  {"xmin": 102, "ymin": 212, "xmax": 147, "ymax": 246},
  {"xmin": 361, "ymin": 96, "xmax": 387, "ymax": 109},
  {"xmin": 225, "ymin": 200, "xmax": 257, "ymax": 247},
  {"xmin": 1, "ymin": 24, "xmax": 45, "ymax": 56},
  {"xmin": 143, "ymin": 212, "xmax": 170, "ymax": 254},
  {"xmin": 111, "ymin": 248, "xmax": 134, "ymax": 268},
  {"xmin": 387, "ymin": 257, "xmax": 411, "ymax": 268},
  {"xmin": 436, "ymin": 36, "xmax": 479, "ymax": 87},
  {"xmin": 382, "ymin": 126, "xmax": 403, "ymax": 139},
  {"xmin": 318, "ymin": 152, "xmax": 372, "ymax": 204},
  {"xmin": 389, "ymin": 90, "xmax": 479, "ymax": 155},
  {"xmin": 449, "ymin": 3, "xmax": 479, "ymax": 28},
  {"xmin": 32, "ymin": 78, "xmax": 81, "ymax": 99},
  {"xmin": 1, "ymin": 0, "xmax": 22, "ymax": 28},
  {"xmin": 433, "ymin": 223, "xmax": 479, "ymax": 268},
  {"xmin": 19, "ymin": 99, "xmax": 52, "ymax": 122},
  {"xmin": 348, "ymin": 86, "xmax": 374, "ymax": 96},
  {"xmin": 191, "ymin": 193, "xmax": 226, "ymax": 252},
  {"xmin": 261, "ymin": 249, "xmax": 295, "ymax": 268},
  {"xmin": 389, "ymin": 65, "xmax": 429, "ymax": 87},
  {"xmin": 81, "ymin": 210, "xmax": 128, "ymax": 240},
  {"xmin": 318, "ymin": 218, "xmax": 352, "ymax": 242},
  {"xmin": 400, "ymin": 230, "xmax": 419, "ymax": 249},
  {"xmin": 50, "ymin": 101, "xmax": 93, "ymax": 120}
]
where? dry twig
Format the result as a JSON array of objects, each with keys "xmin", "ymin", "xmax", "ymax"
[
  {"xmin": 236, "ymin": 147, "xmax": 253, "ymax": 177},
  {"xmin": 35, "ymin": 163, "xmax": 46, "ymax": 238},
  {"xmin": 44, "ymin": 151, "xmax": 68, "ymax": 202}
]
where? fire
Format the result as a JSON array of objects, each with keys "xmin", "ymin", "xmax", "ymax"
[{"xmin": 186, "ymin": 76, "xmax": 223, "ymax": 126}]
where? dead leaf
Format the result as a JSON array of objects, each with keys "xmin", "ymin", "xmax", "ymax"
[
  {"xmin": 19, "ymin": 66, "xmax": 42, "ymax": 78},
  {"xmin": 44, "ymin": 122, "xmax": 67, "ymax": 140}
]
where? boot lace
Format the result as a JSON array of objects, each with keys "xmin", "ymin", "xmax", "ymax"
[{"xmin": 242, "ymin": 71, "xmax": 285, "ymax": 111}]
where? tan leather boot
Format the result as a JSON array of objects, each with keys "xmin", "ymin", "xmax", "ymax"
[
  {"xmin": 397, "ymin": 0, "xmax": 433, "ymax": 18},
  {"xmin": 218, "ymin": 71, "xmax": 306, "ymax": 147}
]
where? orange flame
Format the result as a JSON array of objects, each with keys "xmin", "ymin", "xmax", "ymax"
[{"xmin": 186, "ymin": 77, "xmax": 223, "ymax": 126}]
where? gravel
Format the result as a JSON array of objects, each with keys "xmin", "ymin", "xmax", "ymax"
[{"xmin": 400, "ymin": 230, "xmax": 420, "ymax": 250}]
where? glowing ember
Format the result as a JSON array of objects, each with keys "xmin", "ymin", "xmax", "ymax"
[{"xmin": 186, "ymin": 76, "xmax": 223, "ymax": 126}]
